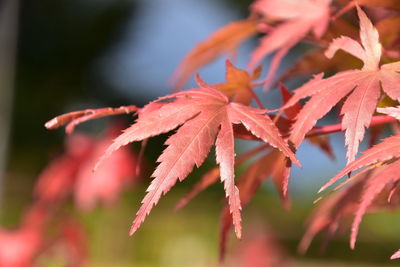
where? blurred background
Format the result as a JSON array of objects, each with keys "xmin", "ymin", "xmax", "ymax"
[{"xmin": 1, "ymin": 0, "xmax": 400, "ymax": 266}]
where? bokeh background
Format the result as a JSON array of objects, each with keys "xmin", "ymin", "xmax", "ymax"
[{"xmin": 1, "ymin": 0, "xmax": 400, "ymax": 266}]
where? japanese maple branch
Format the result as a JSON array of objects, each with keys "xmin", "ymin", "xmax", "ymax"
[
  {"xmin": 306, "ymin": 115, "xmax": 396, "ymax": 138},
  {"xmin": 235, "ymin": 115, "xmax": 397, "ymax": 141}
]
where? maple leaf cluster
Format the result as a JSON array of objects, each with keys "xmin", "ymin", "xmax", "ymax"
[{"xmin": 5, "ymin": 0, "xmax": 400, "ymax": 264}]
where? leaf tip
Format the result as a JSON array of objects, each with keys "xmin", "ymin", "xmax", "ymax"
[
  {"xmin": 235, "ymin": 227, "xmax": 242, "ymax": 240},
  {"xmin": 128, "ymin": 226, "xmax": 137, "ymax": 236},
  {"xmin": 44, "ymin": 118, "xmax": 59, "ymax": 130},
  {"xmin": 225, "ymin": 58, "xmax": 234, "ymax": 68},
  {"xmin": 390, "ymin": 249, "xmax": 400, "ymax": 260},
  {"xmin": 195, "ymin": 73, "xmax": 207, "ymax": 88},
  {"xmin": 317, "ymin": 186, "xmax": 326, "ymax": 194}
]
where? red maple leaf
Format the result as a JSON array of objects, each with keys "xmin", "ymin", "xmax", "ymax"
[
  {"xmin": 35, "ymin": 125, "xmax": 137, "ymax": 210},
  {"xmin": 283, "ymin": 6, "xmax": 400, "ymax": 163},
  {"xmin": 0, "ymin": 228, "xmax": 43, "ymax": 267},
  {"xmin": 74, "ymin": 126, "xmax": 137, "ymax": 211},
  {"xmin": 0, "ymin": 204, "xmax": 88, "ymax": 267},
  {"xmin": 392, "ymin": 249, "xmax": 400, "ymax": 260},
  {"xmin": 98, "ymin": 75, "xmax": 300, "ymax": 238},
  {"xmin": 248, "ymin": 0, "xmax": 331, "ymax": 89},
  {"xmin": 170, "ymin": 20, "xmax": 258, "ymax": 91},
  {"xmin": 300, "ymin": 167, "xmax": 400, "ymax": 256},
  {"xmin": 0, "ymin": 205, "xmax": 50, "ymax": 267},
  {"xmin": 314, "ymin": 105, "xmax": 400, "ymax": 256}
]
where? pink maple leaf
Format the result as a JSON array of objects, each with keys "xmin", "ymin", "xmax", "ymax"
[
  {"xmin": 283, "ymin": 6, "xmax": 400, "ymax": 163},
  {"xmin": 35, "ymin": 125, "xmax": 137, "ymax": 210},
  {"xmin": 98, "ymin": 75, "xmax": 300, "ymax": 238},
  {"xmin": 248, "ymin": 0, "xmax": 331, "ymax": 89}
]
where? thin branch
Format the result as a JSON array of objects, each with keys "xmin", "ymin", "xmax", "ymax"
[
  {"xmin": 236, "ymin": 115, "xmax": 397, "ymax": 141},
  {"xmin": 331, "ymin": 0, "xmax": 356, "ymax": 21},
  {"xmin": 306, "ymin": 115, "xmax": 396, "ymax": 138}
]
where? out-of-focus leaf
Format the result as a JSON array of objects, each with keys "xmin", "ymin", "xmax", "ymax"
[{"xmin": 170, "ymin": 20, "xmax": 258, "ymax": 91}]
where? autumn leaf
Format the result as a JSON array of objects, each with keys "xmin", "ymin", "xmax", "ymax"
[
  {"xmin": 170, "ymin": 20, "xmax": 258, "ymax": 91},
  {"xmin": 276, "ymin": 82, "xmax": 335, "ymax": 197},
  {"xmin": 74, "ymin": 126, "xmax": 137, "ymax": 211},
  {"xmin": 213, "ymin": 60, "xmax": 262, "ymax": 105},
  {"xmin": 283, "ymin": 6, "xmax": 400, "ymax": 163},
  {"xmin": 299, "ymin": 176, "xmax": 363, "ymax": 254},
  {"xmin": 219, "ymin": 149, "xmax": 290, "ymax": 260},
  {"xmin": 248, "ymin": 0, "xmax": 331, "ymax": 89},
  {"xmin": 378, "ymin": 106, "xmax": 400, "ymax": 120},
  {"xmin": 315, "ymin": 105, "xmax": 400, "ymax": 252},
  {"xmin": 34, "ymin": 135, "xmax": 94, "ymax": 203},
  {"xmin": 349, "ymin": 160, "xmax": 400, "ymax": 249},
  {"xmin": 175, "ymin": 83, "xmax": 334, "ymax": 211},
  {"xmin": 300, "ymin": 167, "xmax": 400, "ymax": 255},
  {"xmin": 392, "ymin": 249, "xmax": 400, "ymax": 260},
  {"xmin": 0, "ymin": 205, "xmax": 48, "ymax": 267},
  {"xmin": 0, "ymin": 203, "xmax": 88, "ymax": 267},
  {"xmin": 98, "ymin": 75, "xmax": 299, "ymax": 238},
  {"xmin": 320, "ymin": 135, "xmax": 400, "ymax": 192},
  {"xmin": 0, "ymin": 222, "xmax": 43, "ymax": 267},
  {"xmin": 35, "ymin": 126, "xmax": 137, "ymax": 210}
]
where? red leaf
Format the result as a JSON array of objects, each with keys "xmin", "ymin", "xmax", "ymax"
[
  {"xmin": 219, "ymin": 149, "xmax": 291, "ymax": 260},
  {"xmin": 35, "ymin": 135, "xmax": 94, "ymax": 203},
  {"xmin": 213, "ymin": 60, "xmax": 261, "ymax": 105},
  {"xmin": 36, "ymin": 126, "xmax": 137, "ymax": 210},
  {"xmin": 170, "ymin": 20, "xmax": 257, "ymax": 91},
  {"xmin": 350, "ymin": 160, "xmax": 400, "ymax": 249},
  {"xmin": 299, "ymin": 174, "xmax": 364, "ymax": 253},
  {"xmin": 283, "ymin": 6, "xmax": 400, "ymax": 163},
  {"xmin": 378, "ymin": 106, "xmax": 400, "ymax": 120},
  {"xmin": 278, "ymin": 82, "xmax": 302, "ymax": 121},
  {"xmin": 98, "ymin": 75, "xmax": 299, "ymax": 238},
  {"xmin": 248, "ymin": 0, "xmax": 331, "ymax": 89},
  {"xmin": 391, "ymin": 249, "xmax": 400, "ymax": 260},
  {"xmin": 0, "ymin": 206, "xmax": 47, "ymax": 267},
  {"xmin": 0, "ymin": 227, "xmax": 43, "ymax": 267},
  {"xmin": 215, "ymin": 113, "xmax": 242, "ymax": 238},
  {"xmin": 320, "ymin": 135, "xmax": 400, "ymax": 192},
  {"xmin": 74, "ymin": 128, "xmax": 137, "ymax": 211}
]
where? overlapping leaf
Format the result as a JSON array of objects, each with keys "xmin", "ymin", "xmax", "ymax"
[
  {"xmin": 283, "ymin": 6, "xmax": 400, "ymax": 163},
  {"xmin": 99, "ymin": 75, "xmax": 299, "ymax": 238},
  {"xmin": 170, "ymin": 20, "xmax": 258, "ymax": 91},
  {"xmin": 35, "ymin": 126, "xmax": 137, "ymax": 210},
  {"xmin": 308, "ymin": 105, "xmax": 400, "ymax": 258},
  {"xmin": 176, "ymin": 82, "xmax": 335, "ymax": 214},
  {"xmin": 300, "ymin": 167, "xmax": 400, "ymax": 256},
  {"xmin": 213, "ymin": 60, "xmax": 262, "ymax": 105},
  {"xmin": 0, "ymin": 206, "xmax": 87, "ymax": 267},
  {"xmin": 248, "ymin": 0, "xmax": 331, "ymax": 89}
]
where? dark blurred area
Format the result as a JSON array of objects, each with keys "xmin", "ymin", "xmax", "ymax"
[
  {"xmin": 1, "ymin": 0, "xmax": 400, "ymax": 266},
  {"xmin": 12, "ymin": 0, "xmax": 136, "ymax": 160}
]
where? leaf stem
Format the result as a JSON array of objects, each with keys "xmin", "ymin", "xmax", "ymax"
[{"xmin": 306, "ymin": 115, "xmax": 396, "ymax": 138}]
